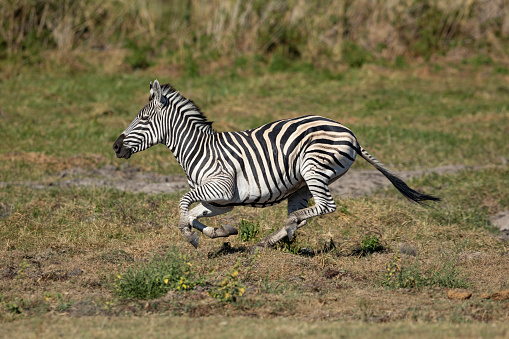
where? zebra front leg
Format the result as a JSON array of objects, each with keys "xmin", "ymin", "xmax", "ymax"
[
  {"xmin": 178, "ymin": 199, "xmax": 200, "ymax": 248},
  {"xmin": 188, "ymin": 203, "xmax": 237, "ymax": 238}
]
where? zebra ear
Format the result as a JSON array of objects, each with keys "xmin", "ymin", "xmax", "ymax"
[{"xmin": 150, "ymin": 80, "xmax": 162, "ymax": 103}]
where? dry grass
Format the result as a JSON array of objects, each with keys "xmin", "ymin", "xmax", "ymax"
[
  {"xmin": 2, "ymin": 0, "xmax": 508, "ymax": 67},
  {"xmin": 3, "ymin": 316, "xmax": 509, "ymax": 339},
  {"xmin": 0, "ymin": 152, "xmax": 105, "ymax": 173}
]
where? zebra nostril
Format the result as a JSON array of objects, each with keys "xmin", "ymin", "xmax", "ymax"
[{"xmin": 113, "ymin": 134, "xmax": 126, "ymax": 153}]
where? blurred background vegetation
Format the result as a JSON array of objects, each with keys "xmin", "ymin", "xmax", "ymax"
[{"xmin": 1, "ymin": 0, "xmax": 508, "ymax": 74}]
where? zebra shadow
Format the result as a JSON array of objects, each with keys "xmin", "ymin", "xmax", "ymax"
[{"xmin": 207, "ymin": 242, "xmax": 248, "ymax": 259}]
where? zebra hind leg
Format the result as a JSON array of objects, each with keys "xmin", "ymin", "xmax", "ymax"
[
  {"xmin": 188, "ymin": 203, "xmax": 237, "ymax": 239},
  {"xmin": 285, "ymin": 186, "xmax": 312, "ymax": 240},
  {"xmin": 255, "ymin": 179, "xmax": 335, "ymax": 249}
]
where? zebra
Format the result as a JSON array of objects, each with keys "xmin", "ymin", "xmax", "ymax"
[{"xmin": 113, "ymin": 80, "xmax": 440, "ymax": 249}]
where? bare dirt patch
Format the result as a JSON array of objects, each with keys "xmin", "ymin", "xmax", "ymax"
[{"xmin": 2, "ymin": 163, "xmax": 469, "ymax": 197}]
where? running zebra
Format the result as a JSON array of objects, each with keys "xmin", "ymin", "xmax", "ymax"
[{"xmin": 113, "ymin": 80, "xmax": 440, "ymax": 249}]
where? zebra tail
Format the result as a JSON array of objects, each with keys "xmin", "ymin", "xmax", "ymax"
[{"xmin": 357, "ymin": 146, "xmax": 441, "ymax": 204}]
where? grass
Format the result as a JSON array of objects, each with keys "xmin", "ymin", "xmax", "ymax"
[
  {"xmin": 4, "ymin": 0, "xmax": 508, "ymax": 68},
  {"xmin": 1, "ymin": 61, "xmax": 508, "ymax": 182},
  {"xmin": 239, "ymin": 220, "xmax": 261, "ymax": 242},
  {"xmin": 3, "ymin": 316, "xmax": 509, "ymax": 339},
  {"xmin": 382, "ymin": 253, "xmax": 469, "ymax": 289},
  {"xmin": 114, "ymin": 248, "xmax": 201, "ymax": 299},
  {"xmin": 0, "ymin": 52, "xmax": 509, "ymax": 335},
  {"xmin": 0, "ymin": 167, "xmax": 508, "ymax": 324}
]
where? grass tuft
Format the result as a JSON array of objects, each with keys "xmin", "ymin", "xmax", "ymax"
[
  {"xmin": 359, "ymin": 235, "xmax": 383, "ymax": 254},
  {"xmin": 239, "ymin": 220, "xmax": 261, "ymax": 242},
  {"xmin": 114, "ymin": 248, "xmax": 200, "ymax": 300}
]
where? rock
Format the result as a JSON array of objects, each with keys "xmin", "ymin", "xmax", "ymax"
[
  {"xmin": 447, "ymin": 289, "xmax": 472, "ymax": 300},
  {"xmin": 491, "ymin": 290, "xmax": 509, "ymax": 301},
  {"xmin": 491, "ymin": 210, "xmax": 509, "ymax": 232},
  {"xmin": 396, "ymin": 242, "xmax": 418, "ymax": 256},
  {"xmin": 496, "ymin": 230, "xmax": 509, "ymax": 242}
]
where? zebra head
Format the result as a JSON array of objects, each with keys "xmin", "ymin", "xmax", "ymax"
[{"xmin": 113, "ymin": 80, "xmax": 165, "ymax": 159}]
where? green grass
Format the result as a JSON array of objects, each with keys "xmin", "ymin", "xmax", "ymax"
[
  {"xmin": 383, "ymin": 253, "xmax": 469, "ymax": 289},
  {"xmin": 239, "ymin": 219, "xmax": 261, "ymax": 242},
  {"xmin": 1, "ymin": 62, "xmax": 508, "ymax": 181}
]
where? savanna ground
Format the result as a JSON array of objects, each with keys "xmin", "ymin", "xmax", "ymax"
[{"xmin": 1, "ymin": 1, "xmax": 509, "ymax": 338}]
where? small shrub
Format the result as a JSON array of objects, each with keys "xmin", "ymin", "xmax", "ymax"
[
  {"xmin": 360, "ymin": 235, "xmax": 383, "ymax": 254},
  {"xmin": 114, "ymin": 247, "xmax": 199, "ymax": 299},
  {"xmin": 6, "ymin": 301, "xmax": 22, "ymax": 314},
  {"xmin": 342, "ymin": 41, "xmax": 371, "ymax": 68},
  {"xmin": 383, "ymin": 254, "xmax": 419, "ymax": 288},
  {"xmin": 124, "ymin": 39, "xmax": 152, "ymax": 70},
  {"xmin": 5, "ymin": 298, "xmax": 29, "ymax": 314},
  {"xmin": 239, "ymin": 219, "xmax": 260, "ymax": 242},
  {"xmin": 17, "ymin": 258, "xmax": 30, "ymax": 279}
]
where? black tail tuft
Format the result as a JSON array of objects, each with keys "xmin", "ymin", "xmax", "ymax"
[
  {"xmin": 357, "ymin": 145, "xmax": 440, "ymax": 204},
  {"xmin": 383, "ymin": 170, "xmax": 441, "ymax": 204}
]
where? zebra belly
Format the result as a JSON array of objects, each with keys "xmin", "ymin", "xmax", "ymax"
[{"xmin": 233, "ymin": 172, "xmax": 306, "ymax": 206}]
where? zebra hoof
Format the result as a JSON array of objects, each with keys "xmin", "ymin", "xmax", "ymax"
[
  {"xmin": 221, "ymin": 225, "xmax": 238, "ymax": 236},
  {"xmin": 286, "ymin": 226, "xmax": 296, "ymax": 240},
  {"xmin": 188, "ymin": 232, "xmax": 199, "ymax": 249},
  {"xmin": 251, "ymin": 244, "xmax": 267, "ymax": 255},
  {"xmin": 253, "ymin": 239, "xmax": 272, "ymax": 252}
]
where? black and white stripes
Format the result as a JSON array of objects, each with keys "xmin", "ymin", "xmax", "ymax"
[{"xmin": 113, "ymin": 79, "xmax": 440, "ymax": 249}]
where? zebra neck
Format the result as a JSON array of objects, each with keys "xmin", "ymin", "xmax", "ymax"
[{"xmin": 166, "ymin": 127, "xmax": 216, "ymax": 182}]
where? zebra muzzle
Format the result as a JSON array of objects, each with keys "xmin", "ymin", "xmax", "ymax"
[{"xmin": 113, "ymin": 134, "xmax": 132, "ymax": 159}]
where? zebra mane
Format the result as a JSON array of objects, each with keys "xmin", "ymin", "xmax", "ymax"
[{"xmin": 150, "ymin": 82, "xmax": 214, "ymax": 131}]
